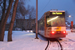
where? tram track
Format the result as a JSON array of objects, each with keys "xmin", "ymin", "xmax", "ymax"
[
  {"xmin": 45, "ymin": 40, "xmax": 49, "ymax": 50},
  {"xmin": 60, "ymin": 38, "xmax": 75, "ymax": 45},
  {"xmin": 55, "ymin": 39, "xmax": 63, "ymax": 50},
  {"xmin": 45, "ymin": 38, "xmax": 63, "ymax": 50}
]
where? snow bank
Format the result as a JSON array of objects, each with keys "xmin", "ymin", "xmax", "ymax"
[{"xmin": 0, "ymin": 31, "xmax": 75, "ymax": 50}]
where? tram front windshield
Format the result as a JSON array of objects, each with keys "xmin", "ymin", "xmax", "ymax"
[{"xmin": 47, "ymin": 16, "xmax": 65, "ymax": 27}]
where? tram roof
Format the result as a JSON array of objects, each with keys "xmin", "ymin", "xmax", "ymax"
[
  {"xmin": 50, "ymin": 10, "xmax": 65, "ymax": 12},
  {"xmin": 45, "ymin": 10, "xmax": 65, "ymax": 14}
]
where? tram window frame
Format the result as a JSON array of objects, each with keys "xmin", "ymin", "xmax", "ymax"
[
  {"xmin": 46, "ymin": 16, "xmax": 52, "ymax": 27},
  {"xmin": 46, "ymin": 16, "xmax": 66, "ymax": 27}
]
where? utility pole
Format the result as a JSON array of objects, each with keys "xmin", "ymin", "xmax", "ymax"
[{"xmin": 35, "ymin": 0, "xmax": 39, "ymax": 39}]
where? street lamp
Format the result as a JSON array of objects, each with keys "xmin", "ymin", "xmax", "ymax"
[
  {"xmin": 69, "ymin": 15, "xmax": 71, "ymax": 17},
  {"xmin": 69, "ymin": 15, "xmax": 73, "ymax": 30},
  {"xmin": 69, "ymin": 15, "xmax": 73, "ymax": 21}
]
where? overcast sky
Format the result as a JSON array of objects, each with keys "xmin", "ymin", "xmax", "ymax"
[{"xmin": 26, "ymin": 0, "xmax": 75, "ymax": 24}]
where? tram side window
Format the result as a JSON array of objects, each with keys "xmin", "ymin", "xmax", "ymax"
[{"xmin": 47, "ymin": 17, "xmax": 51, "ymax": 27}]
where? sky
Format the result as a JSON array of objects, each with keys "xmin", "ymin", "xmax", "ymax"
[{"xmin": 26, "ymin": 0, "xmax": 75, "ymax": 24}]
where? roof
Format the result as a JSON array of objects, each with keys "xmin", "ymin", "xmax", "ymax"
[
  {"xmin": 50, "ymin": 9, "xmax": 65, "ymax": 12},
  {"xmin": 50, "ymin": 10, "xmax": 65, "ymax": 12}
]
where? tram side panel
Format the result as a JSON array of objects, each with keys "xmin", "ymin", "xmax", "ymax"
[
  {"xmin": 44, "ymin": 15, "xmax": 52, "ymax": 38},
  {"xmin": 38, "ymin": 17, "xmax": 45, "ymax": 36}
]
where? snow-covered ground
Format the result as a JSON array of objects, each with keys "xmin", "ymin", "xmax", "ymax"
[{"xmin": 0, "ymin": 29, "xmax": 75, "ymax": 50}]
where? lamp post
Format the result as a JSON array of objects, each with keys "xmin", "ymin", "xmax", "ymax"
[
  {"xmin": 69, "ymin": 15, "xmax": 73, "ymax": 29},
  {"xmin": 35, "ymin": 0, "xmax": 39, "ymax": 39},
  {"xmin": 69, "ymin": 15, "xmax": 73, "ymax": 21}
]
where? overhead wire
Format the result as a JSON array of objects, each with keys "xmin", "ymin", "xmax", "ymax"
[{"xmin": 38, "ymin": 0, "xmax": 51, "ymax": 18}]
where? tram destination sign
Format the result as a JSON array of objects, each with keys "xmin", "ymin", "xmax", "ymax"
[{"xmin": 50, "ymin": 12, "xmax": 65, "ymax": 16}]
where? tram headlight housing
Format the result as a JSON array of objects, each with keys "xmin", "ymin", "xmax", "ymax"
[
  {"xmin": 63, "ymin": 31, "xmax": 66, "ymax": 34},
  {"xmin": 51, "ymin": 31, "xmax": 55, "ymax": 34}
]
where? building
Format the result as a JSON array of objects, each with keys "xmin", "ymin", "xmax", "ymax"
[{"xmin": 16, "ymin": 19, "xmax": 35, "ymax": 30}]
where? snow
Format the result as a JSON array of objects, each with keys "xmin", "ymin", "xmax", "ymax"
[
  {"xmin": 66, "ymin": 29, "xmax": 71, "ymax": 33},
  {"xmin": 0, "ymin": 29, "xmax": 75, "ymax": 50}
]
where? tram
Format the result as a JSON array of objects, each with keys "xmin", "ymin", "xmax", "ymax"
[{"xmin": 33, "ymin": 10, "xmax": 67, "ymax": 38}]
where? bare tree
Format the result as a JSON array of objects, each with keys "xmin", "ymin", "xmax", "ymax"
[
  {"xmin": 0, "ymin": 0, "xmax": 3, "ymax": 9},
  {"xmin": 1, "ymin": 0, "xmax": 6, "ymax": 26},
  {"xmin": 0, "ymin": 0, "xmax": 6, "ymax": 39},
  {"xmin": 15, "ymin": 0, "xmax": 29, "ymax": 30},
  {"xmin": 0, "ymin": 0, "xmax": 13, "ymax": 41},
  {"xmin": 26, "ymin": 6, "xmax": 36, "ymax": 30},
  {"xmin": 8, "ymin": 0, "xmax": 19, "ymax": 41},
  {"xmin": 16, "ymin": 0, "xmax": 28, "ymax": 19},
  {"xmin": 27, "ymin": 5, "xmax": 36, "ymax": 19}
]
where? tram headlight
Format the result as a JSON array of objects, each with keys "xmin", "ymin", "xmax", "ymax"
[
  {"xmin": 63, "ymin": 31, "xmax": 66, "ymax": 34},
  {"xmin": 51, "ymin": 31, "xmax": 55, "ymax": 34}
]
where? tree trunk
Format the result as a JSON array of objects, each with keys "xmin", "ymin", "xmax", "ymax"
[
  {"xmin": 0, "ymin": 0, "xmax": 6, "ymax": 40},
  {"xmin": 0, "ymin": 0, "xmax": 13, "ymax": 41},
  {"xmin": 8, "ymin": 0, "xmax": 19, "ymax": 41},
  {"xmin": 1, "ymin": 0, "xmax": 6, "ymax": 26}
]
